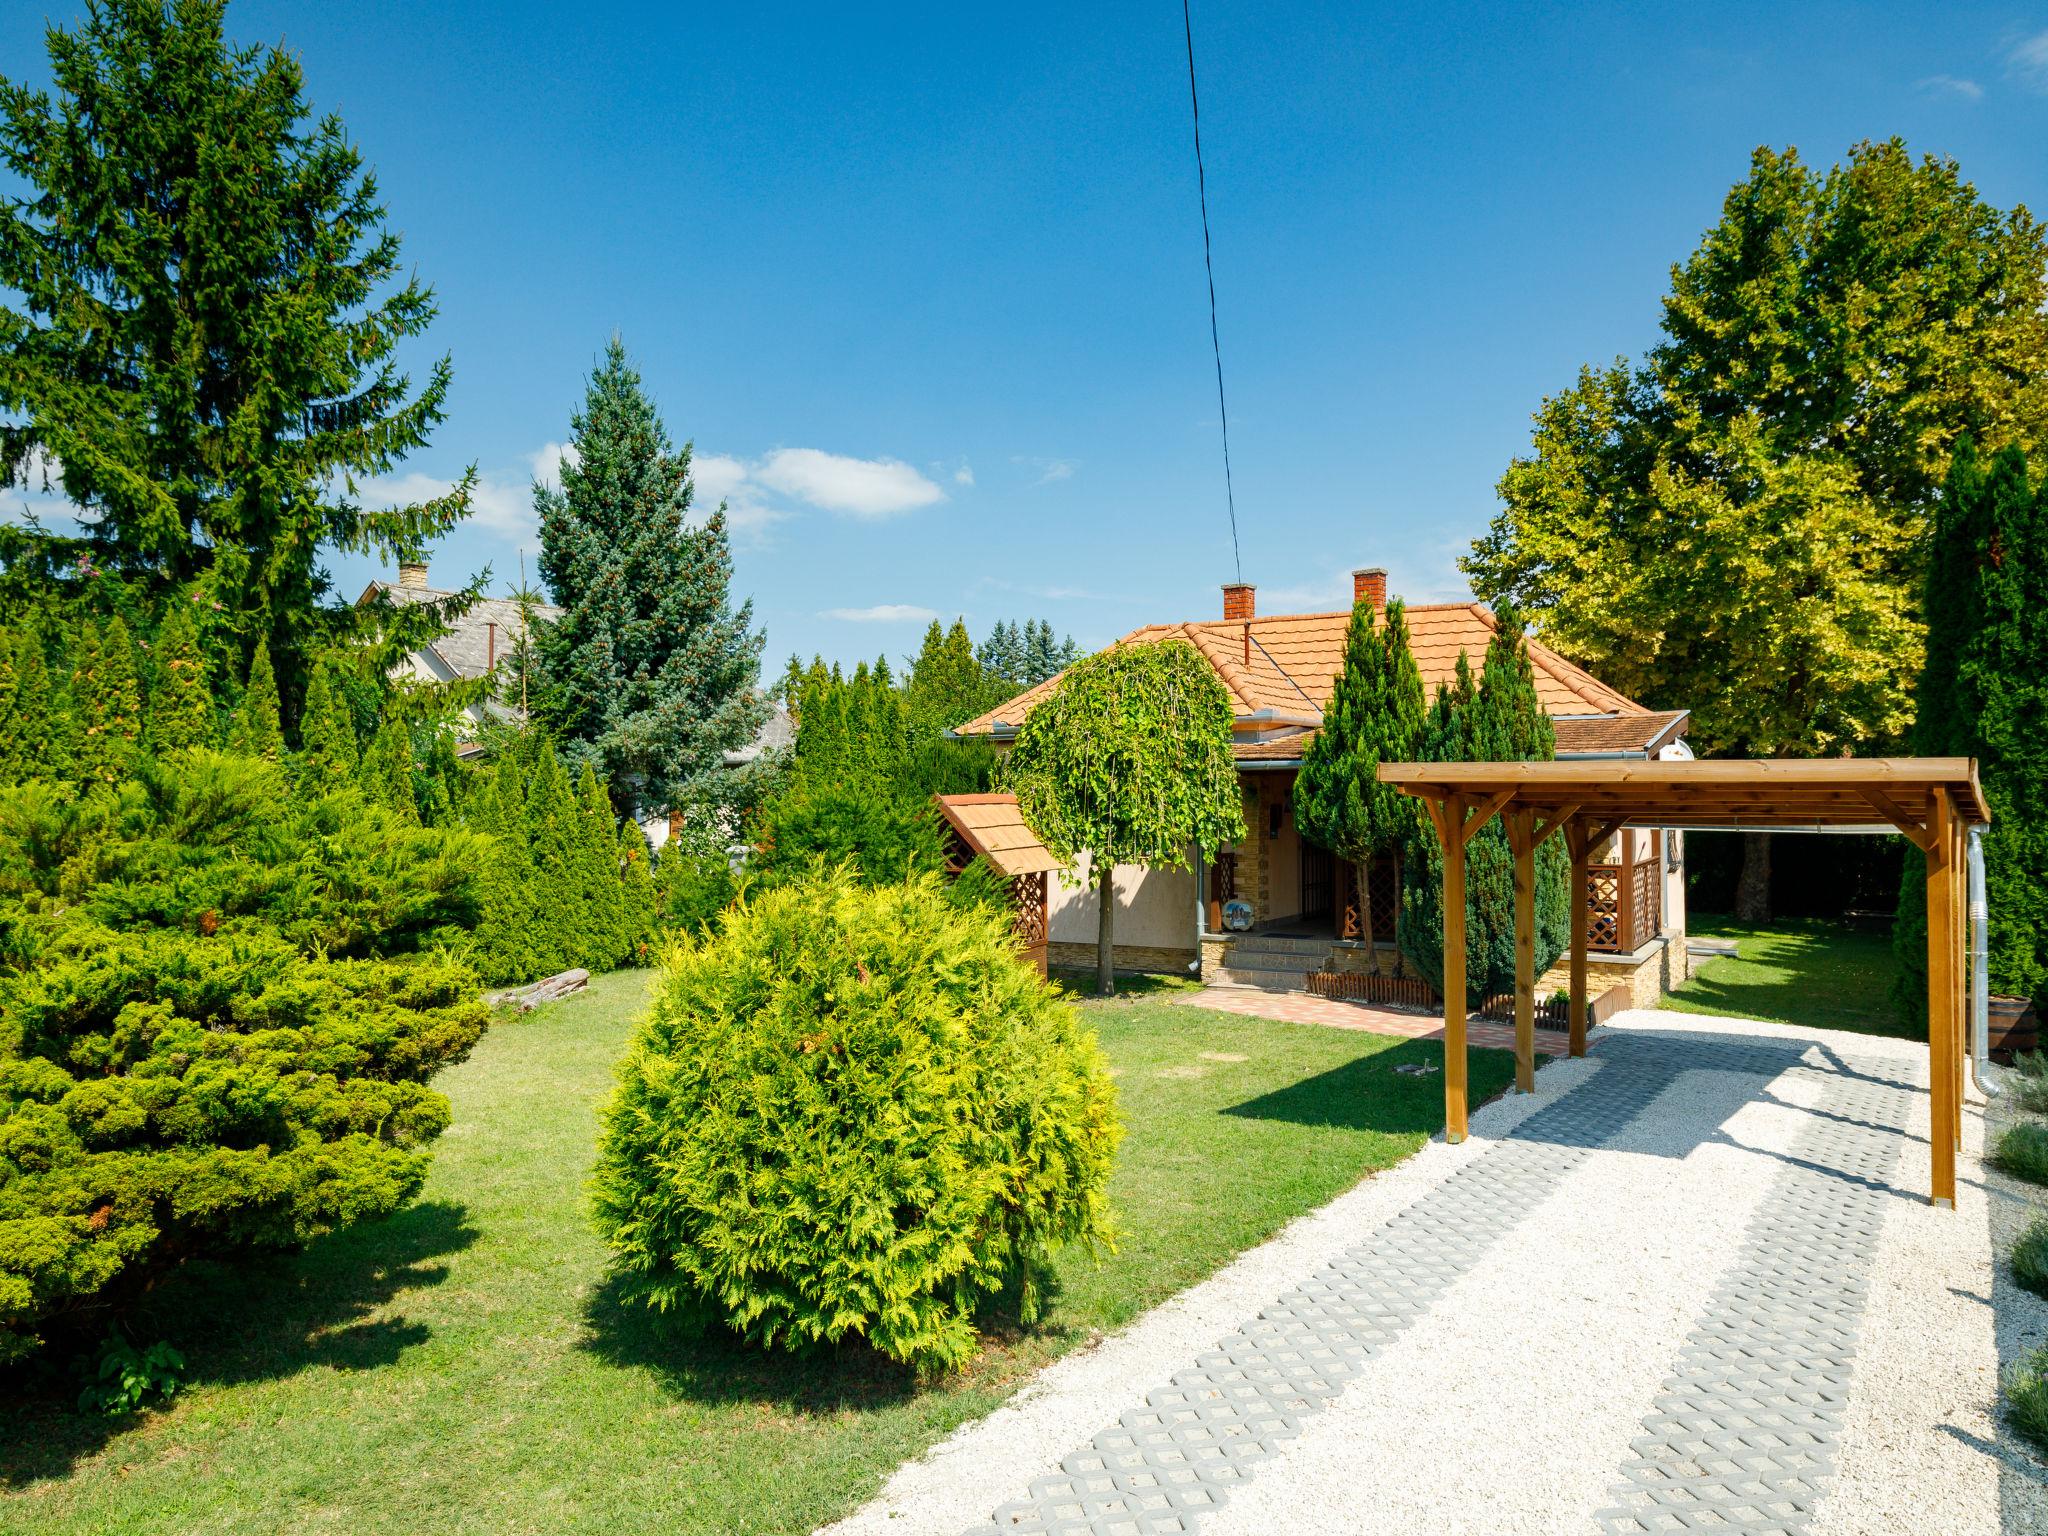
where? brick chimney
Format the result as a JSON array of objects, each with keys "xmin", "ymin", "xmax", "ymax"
[
  {"xmin": 1352, "ymin": 567, "xmax": 1387, "ymax": 610},
  {"xmin": 1221, "ymin": 582, "xmax": 1255, "ymax": 621},
  {"xmin": 397, "ymin": 560, "xmax": 430, "ymax": 592}
]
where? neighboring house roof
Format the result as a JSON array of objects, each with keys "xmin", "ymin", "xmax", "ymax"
[
  {"xmin": 933, "ymin": 793, "xmax": 1062, "ymax": 878},
  {"xmin": 356, "ymin": 575, "xmax": 561, "ymax": 687},
  {"xmin": 956, "ymin": 602, "xmax": 1663, "ymax": 745},
  {"xmin": 724, "ymin": 704, "xmax": 794, "ymax": 766},
  {"xmin": 1550, "ymin": 709, "xmax": 1690, "ymax": 757}
]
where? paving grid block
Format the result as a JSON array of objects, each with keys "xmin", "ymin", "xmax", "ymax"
[
  {"xmin": 1592, "ymin": 1044, "xmax": 1920, "ymax": 1536},
  {"xmin": 967, "ymin": 1030, "xmax": 1909, "ymax": 1536}
]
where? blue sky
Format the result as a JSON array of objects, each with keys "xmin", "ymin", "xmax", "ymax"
[{"xmin": 7, "ymin": 2, "xmax": 2048, "ymax": 673}]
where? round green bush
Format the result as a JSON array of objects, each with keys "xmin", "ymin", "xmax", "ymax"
[{"xmin": 589, "ymin": 869, "xmax": 1121, "ymax": 1371}]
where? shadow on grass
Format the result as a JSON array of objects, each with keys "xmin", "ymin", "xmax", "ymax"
[
  {"xmin": 578, "ymin": 1256, "xmax": 1073, "ymax": 1415},
  {"xmin": 1220, "ymin": 1038, "xmax": 1478, "ymax": 1134},
  {"xmin": 1667, "ymin": 918, "xmax": 1914, "ymax": 1040},
  {"xmin": 1047, "ymin": 967, "xmax": 1200, "ymax": 1002},
  {"xmin": 0, "ymin": 1198, "xmax": 479, "ymax": 1488}
]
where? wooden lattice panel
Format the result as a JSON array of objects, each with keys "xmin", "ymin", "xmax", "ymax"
[{"xmin": 1586, "ymin": 867, "xmax": 1622, "ymax": 952}]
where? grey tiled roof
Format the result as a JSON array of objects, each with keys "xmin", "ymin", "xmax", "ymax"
[{"xmin": 360, "ymin": 582, "xmax": 560, "ymax": 681}]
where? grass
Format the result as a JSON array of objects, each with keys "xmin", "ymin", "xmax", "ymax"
[
  {"xmin": 1993, "ymin": 1122, "xmax": 2048, "ymax": 1187},
  {"xmin": 0, "ymin": 969, "xmax": 1511, "ymax": 1536},
  {"xmin": 1660, "ymin": 913, "xmax": 1911, "ymax": 1039},
  {"xmin": 2009, "ymin": 1346, "xmax": 2048, "ymax": 1457}
]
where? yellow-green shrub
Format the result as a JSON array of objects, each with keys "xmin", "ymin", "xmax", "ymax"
[{"xmin": 590, "ymin": 869, "xmax": 1119, "ymax": 1371}]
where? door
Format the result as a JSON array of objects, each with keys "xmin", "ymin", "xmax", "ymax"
[{"xmin": 1300, "ymin": 840, "xmax": 1333, "ymax": 920}]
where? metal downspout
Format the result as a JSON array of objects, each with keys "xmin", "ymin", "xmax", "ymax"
[{"xmin": 1970, "ymin": 825, "xmax": 2001, "ymax": 1097}]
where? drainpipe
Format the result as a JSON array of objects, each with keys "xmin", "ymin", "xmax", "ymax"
[{"xmin": 1970, "ymin": 826, "xmax": 2002, "ymax": 1097}]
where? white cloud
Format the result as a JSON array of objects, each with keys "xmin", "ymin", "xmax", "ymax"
[
  {"xmin": 529, "ymin": 441, "xmax": 580, "ymax": 492},
  {"xmin": 822, "ymin": 603, "xmax": 942, "ymax": 623},
  {"xmin": 1916, "ymin": 73, "xmax": 1984, "ymax": 101},
  {"xmin": 693, "ymin": 452, "xmax": 748, "ymax": 504},
  {"xmin": 2009, "ymin": 30, "xmax": 2048, "ymax": 90},
  {"xmin": 953, "ymin": 464, "xmax": 975, "ymax": 487},
  {"xmin": 1011, "ymin": 455, "xmax": 1076, "ymax": 486},
  {"xmin": 754, "ymin": 447, "xmax": 945, "ymax": 518}
]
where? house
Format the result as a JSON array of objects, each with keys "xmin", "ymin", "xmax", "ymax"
[
  {"xmin": 357, "ymin": 560, "xmax": 793, "ymax": 849},
  {"xmin": 953, "ymin": 568, "xmax": 1694, "ymax": 1006}
]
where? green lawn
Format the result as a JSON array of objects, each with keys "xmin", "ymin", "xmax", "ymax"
[
  {"xmin": 0, "ymin": 970, "xmax": 1511, "ymax": 1536},
  {"xmin": 1661, "ymin": 913, "xmax": 1912, "ymax": 1039}
]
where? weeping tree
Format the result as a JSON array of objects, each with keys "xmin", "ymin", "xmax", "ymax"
[
  {"xmin": 1399, "ymin": 614, "xmax": 1570, "ymax": 1007},
  {"xmin": 1006, "ymin": 639, "xmax": 1244, "ymax": 995},
  {"xmin": 1292, "ymin": 597, "xmax": 1426, "ymax": 971}
]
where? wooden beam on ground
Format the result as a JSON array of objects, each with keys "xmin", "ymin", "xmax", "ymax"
[
  {"xmin": 1926, "ymin": 789, "xmax": 1957, "ymax": 1208},
  {"xmin": 1566, "ymin": 818, "xmax": 1591, "ymax": 1058},
  {"xmin": 1442, "ymin": 794, "xmax": 1469, "ymax": 1143},
  {"xmin": 1508, "ymin": 810, "xmax": 1537, "ymax": 1094}
]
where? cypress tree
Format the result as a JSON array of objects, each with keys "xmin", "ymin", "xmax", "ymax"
[
  {"xmin": 147, "ymin": 604, "xmax": 213, "ymax": 755},
  {"xmin": 575, "ymin": 760, "xmax": 628, "ymax": 969},
  {"xmin": 1292, "ymin": 596, "xmax": 1426, "ymax": 969},
  {"xmin": 78, "ymin": 614, "xmax": 144, "ymax": 785},
  {"xmin": 534, "ymin": 338, "xmax": 765, "ymax": 815},
  {"xmin": 3, "ymin": 622, "xmax": 77, "ymax": 783},
  {"xmin": 299, "ymin": 663, "xmax": 359, "ymax": 793},
  {"xmin": 522, "ymin": 740, "xmax": 579, "ymax": 975},
  {"xmin": 619, "ymin": 820, "xmax": 658, "ymax": 964},
  {"xmin": 230, "ymin": 644, "xmax": 284, "ymax": 762},
  {"xmin": 360, "ymin": 714, "xmax": 418, "ymax": 822},
  {"xmin": 1895, "ymin": 442, "xmax": 2048, "ymax": 1011}
]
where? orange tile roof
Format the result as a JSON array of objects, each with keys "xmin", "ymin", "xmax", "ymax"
[{"xmin": 956, "ymin": 603, "xmax": 1656, "ymax": 738}]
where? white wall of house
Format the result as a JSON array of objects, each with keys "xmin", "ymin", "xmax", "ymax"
[{"xmin": 1048, "ymin": 853, "xmax": 1200, "ymax": 952}]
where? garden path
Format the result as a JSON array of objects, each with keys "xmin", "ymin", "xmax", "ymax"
[
  {"xmin": 823, "ymin": 1011, "xmax": 2030, "ymax": 1536},
  {"xmin": 1178, "ymin": 983, "xmax": 1575, "ymax": 1056}
]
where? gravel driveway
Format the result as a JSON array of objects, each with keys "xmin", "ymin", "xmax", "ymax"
[{"xmin": 822, "ymin": 1010, "xmax": 2041, "ymax": 1536}]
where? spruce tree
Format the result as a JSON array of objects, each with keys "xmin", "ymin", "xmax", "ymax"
[
  {"xmin": 147, "ymin": 604, "xmax": 212, "ymax": 755},
  {"xmin": 77, "ymin": 614, "xmax": 144, "ymax": 785},
  {"xmin": 534, "ymin": 338, "xmax": 766, "ymax": 816},
  {"xmin": 299, "ymin": 663, "xmax": 359, "ymax": 793},
  {"xmin": 0, "ymin": 0, "xmax": 474, "ymax": 707},
  {"xmin": 1292, "ymin": 597, "xmax": 1426, "ymax": 968},
  {"xmin": 230, "ymin": 644, "xmax": 284, "ymax": 762},
  {"xmin": 1894, "ymin": 442, "xmax": 2048, "ymax": 1010}
]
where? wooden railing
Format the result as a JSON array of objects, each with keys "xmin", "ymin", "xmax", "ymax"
[{"xmin": 1585, "ymin": 857, "xmax": 1661, "ymax": 954}]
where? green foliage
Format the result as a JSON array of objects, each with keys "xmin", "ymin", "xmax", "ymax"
[
  {"xmin": 0, "ymin": 621, "xmax": 72, "ymax": 782},
  {"xmin": 77, "ymin": 1332, "xmax": 186, "ymax": 1416},
  {"xmin": 1007, "ymin": 639, "xmax": 1244, "ymax": 994},
  {"xmin": 0, "ymin": 0, "xmax": 473, "ymax": 705},
  {"xmin": 590, "ymin": 870, "xmax": 1121, "ymax": 1372},
  {"xmin": 1893, "ymin": 441, "xmax": 2048, "ymax": 1013},
  {"xmin": 144, "ymin": 604, "xmax": 212, "ymax": 756},
  {"xmin": 979, "ymin": 618, "xmax": 1078, "ymax": 689},
  {"xmin": 534, "ymin": 339, "xmax": 765, "ymax": 814},
  {"xmin": 1293, "ymin": 597, "xmax": 1426, "ymax": 962},
  {"xmin": 751, "ymin": 777, "xmax": 947, "ymax": 887},
  {"xmin": 359, "ymin": 713, "xmax": 418, "ymax": 822},
  {"xmin": 297, "ymin": 662, "xmax": 360, "ymax": 794},
  {"xmin": 1467, "ymin": 141, "xmax": 2048, "ymax": 761},
  {"xmin": 0, "ymin": 749, "xmax": 488, "ymax": 1364},
  {"xmin": 1399, "ymin": 615, "xmax": 1570, "ymax": 1007},
  {"xmin": 618, "ymin": 821, "xmax": 657, "ymax": 964},
  {"xmin": 905, "ymin": 618, "xmax": 995, "ymax": 734},
  {"xmin": 1992, "ymin": 1121, "xmax": 2048, "ymax": 1186},
  {"xmin": 2013, "ymin": 1216, "xmax": 2048, "ymax": 1301},
  {"xmin": 75, "ymin": 615, "xmax": 144, "ymax": 785},
  {"xmin": 652, "ymin": 834, "xmax": 741, "ymax": 939},
  {"xmin": 229, "ymin": 644, "xmax": 284, "ymax": 763},
  {"xmin": 2006, "ymin": 1345, "xmax": 2048, "ymax": 1456},
  {"xmin": 2011, "ymin": 1053, "xmax": 2048, "ymax": 1116}
]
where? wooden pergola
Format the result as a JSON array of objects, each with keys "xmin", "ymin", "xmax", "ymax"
[{"xmin": 1376, "ymin": 757, "xmax": 1991, "ymax": 1207}]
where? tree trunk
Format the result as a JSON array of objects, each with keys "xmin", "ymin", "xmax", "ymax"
[
  {"xmin": 1357, "ymin": 858, "xmax": 1377, "ymax": 972},
  {"xmin": 1735, "ymin": 831, "xmax": 1772, "ymax": 924},
  {"xmin": 1097, "ymin": 858, "xmax": 1116, "ymax": 997}
]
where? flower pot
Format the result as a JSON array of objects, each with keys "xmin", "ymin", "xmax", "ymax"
[{"xmin": 1989, "ymin": 994, "xmax": 2039, "ymax": 1064}]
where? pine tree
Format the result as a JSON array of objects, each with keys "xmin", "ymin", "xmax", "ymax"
[
  {"xmin": 1292, "ymin": 597, "xmax": 1426, "ymax": 968},
  {"xmin": 1894, "ymin": 442, "xmax": 2048, "ymax": 1011},
  {"xmin": 229, "ymin": 644, "xmax": 284, "ymax": 762},
  {"xmin": 78, "ymin": 614, "xmax": 145, "ymax": 785},
  {"xmin": 534, "ymin": 338, "xmax": 766, "ymax": 815},
  {"xmin": 0, "ymin": 0, "xmax": 473, "ymax": 706},
  {"xmin": 299, "ymin": 662, "xmax": 359, "ymax": 793},
  {"xmin": 147, "ymin": 604, "xmax": 212, "ymax": 755}
]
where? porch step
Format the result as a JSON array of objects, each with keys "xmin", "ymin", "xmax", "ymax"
[
  {"xmin": 1207, "ymin": 968, "xmax": 1309, "ymax": 992},
  {"xmin": 1224, "ymin": 935, "xmax": 1337, "ymax": 959}
]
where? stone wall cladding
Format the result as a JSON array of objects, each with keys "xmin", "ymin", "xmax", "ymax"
[{"xmin": 1049, "ymin": 942, "xmax": 1198, "ymax": 977}]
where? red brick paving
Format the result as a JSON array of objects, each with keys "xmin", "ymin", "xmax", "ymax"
[{"xmin": 1177, "ymin": 984, "xmax": 1578, "ymax": 1056}]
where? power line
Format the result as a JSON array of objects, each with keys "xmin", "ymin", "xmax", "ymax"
[{"xmin": 1181, "ymin": 0, "xmax": 1241, "ymax": 583}]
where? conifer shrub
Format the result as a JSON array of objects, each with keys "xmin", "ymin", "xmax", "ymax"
[
  {"xmin": 0, "ymin": 750, "xmax": 488, "ymax": 1364},
  {"xmin": 590, "ymin": 870, "xmax": 1120, "ymax": 1372}
]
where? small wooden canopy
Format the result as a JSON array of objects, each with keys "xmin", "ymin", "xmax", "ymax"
[
  {"xmin": 932, "ymin": 793, "xmax": 1061, "ymax": 879},
  {"xmin": 1376, "ymin": 755, "xmax": 1990, "ymax": 1209}
]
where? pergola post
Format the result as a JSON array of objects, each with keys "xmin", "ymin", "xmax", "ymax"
[
  {"xmin": 1440, "ymin": 794, "xmax": 1469, "ymax": 1143},
  {"xmin": 1566, "ymin": 820, "xmax": 1590, "ymax": 1058},
  {"xmin": 1508, "ymin": 810, "xmax": 1536, "ymax": 1094},
  {"xmin": 1926, "ymin": 789, "xmax": 1958, "ymax": 1208}
]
